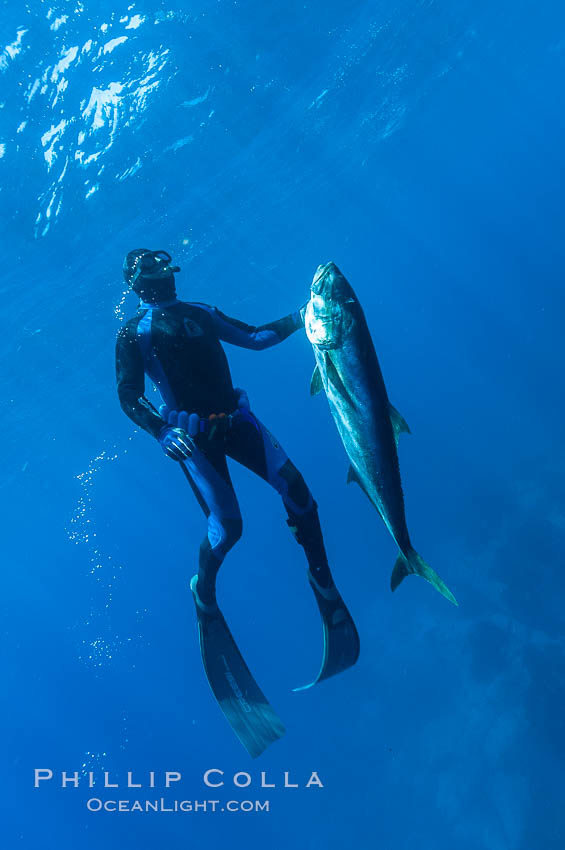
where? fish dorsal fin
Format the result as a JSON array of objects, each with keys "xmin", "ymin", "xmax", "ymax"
[
  {"xmin": 346, "ymin": 464, "xmax": 372, "ymax": 502},
  {"xmin": 324, "ymin": 352, "xmax": 354, "ymax": 407},
  {"xmin": 310, "ymin": 365, "xmax": 323, "ymax": 396},
  {"xmin": 388, "ymin": 402, "xmax": 411, "ymax": 446}
]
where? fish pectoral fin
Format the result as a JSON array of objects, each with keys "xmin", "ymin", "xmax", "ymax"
[
  {"xmin": 388, "ymin": 402, "xmax": 411, "ymax": 446},
  {"xmin": 310, "ymin": 365, "xmax": 323, "ymax": 396},
  {"xmin": 324, "ymin": 352, "xmax": 354, "ymax": 406},
  {"xmin": 346, "ymin": 464, "xmax": 372, "ymax": 503}
]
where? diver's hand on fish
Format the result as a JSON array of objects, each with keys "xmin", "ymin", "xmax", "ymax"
[{"xmin": 304, "ymin": 261, "xmax": 458, "ymax": 607}]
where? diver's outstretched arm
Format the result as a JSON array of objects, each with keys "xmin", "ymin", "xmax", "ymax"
[{"xmin": 191, "ymin": 302, "xmax": 304, "ymax": 350}]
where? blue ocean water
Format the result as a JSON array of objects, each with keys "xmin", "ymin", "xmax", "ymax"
[{"xmin": 2, "ymin": 1, "xmax": 564, "ymax": 847}]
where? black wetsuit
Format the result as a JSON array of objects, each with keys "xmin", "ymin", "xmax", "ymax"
[{"xmin": 116, "ymin": 298, "xmax": 332, "ymax": 604}]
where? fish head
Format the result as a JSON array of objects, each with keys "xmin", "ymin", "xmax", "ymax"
[{"xmin": 305, "ymin": 261, "xmax": 356, "ymax": 348}]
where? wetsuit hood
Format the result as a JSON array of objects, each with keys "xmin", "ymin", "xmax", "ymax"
[{"xmin": 123, "ymin": 248, "xmax": 178, "ymax": 304}]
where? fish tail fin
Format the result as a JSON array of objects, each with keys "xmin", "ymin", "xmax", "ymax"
[{"xmin": 391, "ymin": 549, "xmax": 458, "ymax": 607}]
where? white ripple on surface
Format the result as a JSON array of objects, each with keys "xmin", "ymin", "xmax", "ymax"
[
  {"xmin": 50, "ymin": 15, "xmax": 68, "ymax": 31},
  {"xmin": 41, "ymin": 118, "xmax": 68, "ymax": 168},
  {"xmin": 26, "ymin": 21, "xmax": 173, "ymax": 238},
  {"xmin": 25, "ymin": 78, "xmax": 40, "ymax": 103},
  {"xmin": 125, "ymin": 14, "xmax": 145, "ymax": 30},
  {"xmin": 0, "ymin": 28, "xmax": 28, "ymax": 72},
  {"xmin": 51, "ymin": 45, "xmax": 79, "ymax": 82},
  {"xmin": 102, "ymin": 36, "xmax": 128, "ymax": 55},
  {"xmin": 182, "ymin": 87, "xmax": 211, "ymax": 108},
  {"xmin": 164, "ymin": 135, "xmax": 194, "ymax": 153},
  {"xmin": 82, "ymin": 82, "xmax": 124, "ymax": 131},
  {"xmin": 117, "ymin": 157, "xmax": 143, "ymax": 181}
]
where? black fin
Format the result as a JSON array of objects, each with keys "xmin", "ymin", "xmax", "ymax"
[
  {"xmin": 388, "ymin": 403, "xmax": 411, "ymax": 446},
  {"xmin": 190, "ymin": 576, "xmax": 285, "ymax": 757},
  {"xmin": 293, "ymin": 572, "xmax": 360, "ymax": 692},
  {"xmin": 310, "ymin": 365, "xmax": 323, "ymax": 396}
]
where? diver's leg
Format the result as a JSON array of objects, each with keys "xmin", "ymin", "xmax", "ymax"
[
  {"xmin": 225, "ymin": 414, "xmax": 333, "ymax": 589},
  {"xmin": 180, "ymin": 442, "xmax": 285, "ymax": 756},
  {"xmin": 226, "ymin": 414, "xmax": 360, "ymax": 688},
  {"xmin": 181, "ymin": 441, "xmax": 242, "ymax": 606}
]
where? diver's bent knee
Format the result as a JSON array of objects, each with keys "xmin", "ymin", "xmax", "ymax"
[
  {"xmin": 279, "ymin": 460, "xmax": 312, "ymax": 511},
  {"xmin": 204, "ymin": 516, "xmax": 243, "ymax": 561},
  {"xmin": 219, "ymin": 517, "xmax": 243, "ymax": 551}
]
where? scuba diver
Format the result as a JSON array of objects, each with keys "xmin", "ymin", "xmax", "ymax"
[{"xmin": 116, "ymin": 249, "xmax": 359, "ymax": 757}]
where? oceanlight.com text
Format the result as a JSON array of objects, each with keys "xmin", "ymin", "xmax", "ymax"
[{"xmin": 86, "ymin": 798, "xmax": 270, "ymax": 813}]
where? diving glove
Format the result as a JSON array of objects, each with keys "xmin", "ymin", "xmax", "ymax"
[{"xmin": 159, "ymin": 426, "xmax": 194, "ymax": 461}]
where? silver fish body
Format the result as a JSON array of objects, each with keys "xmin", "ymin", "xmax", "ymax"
[{"xmin": 305, "ymin": 262, "xmax": 457, "ymax": 606}]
